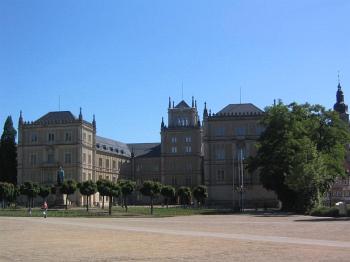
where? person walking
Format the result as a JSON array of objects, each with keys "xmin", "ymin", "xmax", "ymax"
[{"xmin": 42, "ymin": 201, "xmax": 48, "ymax": 218}]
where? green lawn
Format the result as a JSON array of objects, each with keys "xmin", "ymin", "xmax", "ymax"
[{"xmin": 0, "ymin": 206, "xmax": 232, "ymax": 218}]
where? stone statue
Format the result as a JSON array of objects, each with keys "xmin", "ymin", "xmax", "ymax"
[{"xmin": 57, "ymin": 166, "xmax": 65, "ymax": 185}]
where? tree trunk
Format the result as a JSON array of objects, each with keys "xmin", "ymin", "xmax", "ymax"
[
  {"xmin": 66, "ymin": 194, "xmax": 68, "ymax": 210},
  {"xmin": 151, "ymin": 196, "xmax": 154, "ymax": 215},
  {"xmin": 102, "ymin": 196, "xmax": 104, "ymax": 209},
  {"xmin": 109, "ymin": 196, "xmax": 112, "ymax": 215},
  {"xmin": 124, "ymin": 196, "xmax": 128, "ymax": 212},
  {"xmin": 86, "ymin": 195, "xmax": 89, "ymax": 212},
  {"xmin": 166, "ymin": 198, "xmax": 169, "ymax": 209}
]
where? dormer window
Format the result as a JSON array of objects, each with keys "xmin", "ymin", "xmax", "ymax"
[
  {"xmin": 96, "ymin": 144, "xmax": 100, "ymax": 148},
  {"xmin": 110, "ymin": 147, "xmax": 113, "ymax": 151},
  {"xmin": 103, "ymin": 145, "xmax": 107, "ymax": 150}
]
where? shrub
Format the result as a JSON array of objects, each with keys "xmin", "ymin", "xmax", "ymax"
[{"xmin": 310, "ymin": 206, "xmax": 339, "ymax": 217}]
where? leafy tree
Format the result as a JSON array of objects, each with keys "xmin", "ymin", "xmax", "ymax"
[
  {"xmin": 38, "ymin": 186, "xmax": 51, "ymax": 202},
  {"xmin": 8, "ymin": 185, "xmax": 20, "ymax": 207},
  {"xmin": 161, "ymin": 185, "xmax": 175, "ymax": 208},
  {"xmin": 0, "ymin": 116, "xmax": 17, "ymax": 184},
  {"xmin": 139, "ymin": 180, "xmax": 162, "ymax": 214},
  {"xmin": 0, "ymin": 182, "xmax": 14, "ymax": 208},
  {"xmin": 192, "ymin": 185, "xmax": 208, "ymax": 207},
  {"xmin": 78, "ymin": 180, "xmax": 97, "ymax": 212},
  {"xmin": 118, "ymin": 180, "xmax": 135, "ymax": 213},
  {"xmin": 177, "ymin": 186, "xmax": 192, "ymax": 207},
  {"xmin": 20, "ymin": 182, "xmax": 39, "ymax": 208},
  {"xmin": 249, "ymin": 102, "xmax": 350, "ymax": 212},
  {"xmin": 60, "ymin": 180, "xmax": 77, "ymax": 210},
  {"xmin": 103, "ymin": 180, "xmax": 120, "ymax": 215},
  {"xmin": 97, "ymin": 179, "xmax": 110, "ymax": 209}
]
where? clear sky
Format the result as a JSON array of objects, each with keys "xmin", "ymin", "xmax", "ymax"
[{"xmin": 0, "ymin": 0, "xmax": 349, "ymax": 143}]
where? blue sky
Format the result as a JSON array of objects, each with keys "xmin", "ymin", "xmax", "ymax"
[{"xmin": 0, "ymin": 0, "xmax": 349, "ymax": 143}]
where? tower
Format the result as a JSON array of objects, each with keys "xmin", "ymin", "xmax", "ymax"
[
  {"xmin": 160, "ymin": 97, "xmax": 203, "ymax": 187},
  {"xmin": 334, "ymin": 82, "xmax": 349, "ymax": 122}
]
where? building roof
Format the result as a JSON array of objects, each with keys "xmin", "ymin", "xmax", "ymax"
[
  {"xmin": 127, "ymin": 143, "xmax": 161, "ymax": 158},
  {"xmin": 175, "ymin": 100, "xmax": 190, "ymax": 109},
  {"xmin": 35, "ymin": 111, "xmax": 77, "ymax": 124},
  {"xmin": 96, "ymin": 136, "xmax": 131, "ymax": 157},
  {"xmin": 217, "ymin": 103, "xmax": 264, "ymax": 115}
]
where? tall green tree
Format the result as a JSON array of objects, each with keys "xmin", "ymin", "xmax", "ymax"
[
  {"xmin": 20, "ymin": 182, "xmax": 40, "ymax": 208},
  {"xmin": 78, "ymin": 180, "xmax": 97, "ymax": 212},
  {"xmin": 161, "ymin": 185, "xmax": 175, "ymax": 208},
  {"xmin": 60, "ymin": 180, "xmax": 77, "ymax": 210},
  {"xmin": 96, "ymin": 179, "xmax": 109, "ymax": 209},
  {"xmin": 118, "ymin": 180, "xmax": 135, "ymax": 213},
  {"xmin": 0, "ymin": 116, "xmax": 17, "ymax": 184},
  {"xmin": 103, "ymin": 180, "xmax": 120, "ymax": 215},
  {"xmin": 192, "ymin": 185, "xmax": 208, "ymax": 207},
  {"xmin": 139, "ymin": 180, "xmax": 162, "ymax": 214},
  {"xmin": 249, "ymin": 102, "xmax": 350, "ymax": 212},
  {"xmin": 38, "ymin": 186, "xmax": 51, "ymax": 202},
  {"xmin": 0, "ymin": 182, "xmax": 14, "ymax": 208},
  {"xmin": 177, "ymin": 186, "xmax": 192, "ymax": 207}
]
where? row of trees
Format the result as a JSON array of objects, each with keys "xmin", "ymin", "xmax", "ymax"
[
  {"xmin": 249, "ymin": 102, "xmax": 350, "ymax": 213},
  {"xmin": 0, "ymin": 179, "xmax": 208, "ymax": 215}
]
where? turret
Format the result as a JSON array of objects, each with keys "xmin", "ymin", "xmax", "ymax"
[
  {"xmin": 18, "ymin": 110, "xmax": 23, "ymax": 127},
  {"xmin": 79, "ymin": 107, "xmax": 83, "ymax": 121},
  {"xmin": 92, "ymin": 114, "xmax": 96, "ymax": 130},
  {"xmin": 203, "ymin": 102, "xmax": 208, "ymax": 118}
]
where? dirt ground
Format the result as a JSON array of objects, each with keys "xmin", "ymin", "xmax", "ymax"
[{"xmin": 1, "ymin": 214, "xmax": 350, "ymax": 261}]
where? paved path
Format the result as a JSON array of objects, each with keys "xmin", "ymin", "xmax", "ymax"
[{"xmin": 1, "ymin": 215, "xmax": 350, "ymax": 261}]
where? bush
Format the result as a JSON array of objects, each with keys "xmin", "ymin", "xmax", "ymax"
[{"xmin": 310, "ymin": 206, "xmax": 339, "ymax": 217}]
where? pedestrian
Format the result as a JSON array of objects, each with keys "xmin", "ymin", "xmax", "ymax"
[{"xmin": 42, "ymin": 201, "xmax": 48, "ymax": 218}]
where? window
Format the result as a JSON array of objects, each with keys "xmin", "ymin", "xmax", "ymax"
[
  {"xmin": 171, "ymin": 137, "xmax": 177, "ymax": 143},
  {"xmin": 171, "ymin": 146, "xmax": 177, "ymax": 153},
  {"xmin": 83, "ymin": 153, "xmax": 86, "ymax": 164},
  {"xmin": 99, "ymin": 158, "xmax": 103, "ymax": 167},
  {"xmin": 96, "ymin": 144, "xmax": 100, "ymax": 148},
  {"xmin": 65, "ymin": 132, "xmax": 72, "ymax": 142},
  {"xmin": 48, "ymin": 133, "xmax": 55, "ymax": 142},
  {"xmin": 103, "ymin": 145, "xmax": 107, "ymax": 150},
  {"xmin": 185, "ymin": 176, "xmax": 192, "ymax": 186},
  {"xmin": 217, "ymin": 170, "xmax": 225, "ymax": 181},
  {"xmin": 215, "ymin": 148, "xmax": 225, "ymax": 160},
  {"xmin": 47, "ymin": 154, "xmax": 54, "ymax": 164},
  {"xmin": 88, "ymin": 155, "xmax": 91, "ymax": 165},
  {"xmin": 31, "ymin": 133, "xmax": 37, "ymax": 143},
  {"xmin": 106, "ymin": 159, "xmax": 109, "ymax": 169},
  {"xmin": 172, "ymin": 176, "xmax": 177, "ymax": 186},
  {"xmin": 185, "ymin": 146, "xmax": 192, "ymax": 153},
  {"xmin": 30, "ymin": 154, "xmax": 36, "ymax": 166},
  {"xmin": 83, "ymin": 132, "xmax": 87, "ymax": 141},
  {"xmin": 215, "ymin": 127, "xmax": 225, "ymax": 136},
  {"xmin": 88, "ymin": 134, "xmax": 92, "ymax": 142},
  {"xmin": 65, "ymin": 153, "xmax": 72, "ymax": 164},
  {"xmin": 235, "ymin": 127, "xmax": 246, "ymax": 136},
  {"xmin": 109, "ymin": 147, "xmax": 113, "ymax": 152},
  {"xmin": 113, "ymin": 160, "xmax": 116, "ymax": 169},
  {"xmin": 185, "ymin": 137, "xmax": 191, "ymax": 143}
]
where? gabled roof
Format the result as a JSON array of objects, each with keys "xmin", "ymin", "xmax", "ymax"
[
  {"xmin": 217, "ymin": 103, "xmax": 263, "ymax": 115},
  {"xmin": 35, "ymin": 111, "xmax": 76, "ymax": 124},
  {"xmin": 96, "ymin": 136, "xmax": 131, "ymax": 157},
  {"xmin": 175, "ymin": 100, "xmax": 190, "ymax": 109},
  {"xmin": 127, "ymin": 143, "xmax": 161, "ymax": 158}
]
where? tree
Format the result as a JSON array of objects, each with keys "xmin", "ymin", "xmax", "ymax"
[
  {"xmin": 0, "ymin": 116, "xmax": 17, "ymax": 184},
  {"xmin": 249, "ymin": 102, "xmax": 350, "ymax": 212},
  {"xmin": 103, "ymin": 180, "xmax": 120, "ymax": 215},
  {"xmin": 0, "ymin": 182, "xmax": 14, "ymax": 208},
  {"xmin": 192, "ymin": 185, "xmax": 208, "ymax": 207},
  {"xmin": 38, "ymin": 186, "xmax": 51, "ymax": 202},
  {"xmin": 118, "ymin": 180, "xmax": 135, "ymax": 213},
  {"xmin": 139, "ymin": 180, "xmax": 162, "ymax": 214},
  {"xmin": 161, "ymin": 185, "xmax": 175, "ymax": 208},
  {"xmin": 20, "ymin": 182, "xmax": 39, "ymax": 208},
  {"xmin": 78, "ymin": 180, "xmax": 97, "ymax": 212},
  {"xmin": 60, "ymin": 180, "xmax": 77, "ymax": 210},
  {"xmin": 96, "ymin": 179, "xmax": 109, "ymax": 209},
  {"xmin": 177, "ymin": 186, "xmax": 192, "ymax": 207}
]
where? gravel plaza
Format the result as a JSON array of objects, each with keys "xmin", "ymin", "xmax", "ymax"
[{"xmin": 1, "ymin": 214, "xmax": 350, "ymax": 261}]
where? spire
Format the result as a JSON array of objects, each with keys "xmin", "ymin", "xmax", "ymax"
[
  {"xmin": 172, "ymin": 101, "xmax": 174, "ymax": 108},
  {"xmin": 195, "ymin": 100, "xmax": 197, "ymax": 108},
  {"xmin": 334, "ymin": 77, "xmax": 348, "ymax": 116},
  {"xmin": 168, "ymin": 97, "xmax": 171, "ymax": 109},
  {"xmin": 79, "ymin": 107, "xmax": 83, "ymax": 121},
  {"xmin": 203, "ymin": 102, "xmax": 208, "ymax": 118},
  {"xmin": 92, "ymin": 114, "xmax": 96, "ymax": 129},
  {"xmin": 192, "ymin": 96, "xmax": 194, "ymax": 107},
  {"xmin": 19, "ymin": 110, "xmax": 23, "ymax": 126},
  {"xmin": 161, "ymin": 117, "xmax": 165, "ymax": 129}
]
